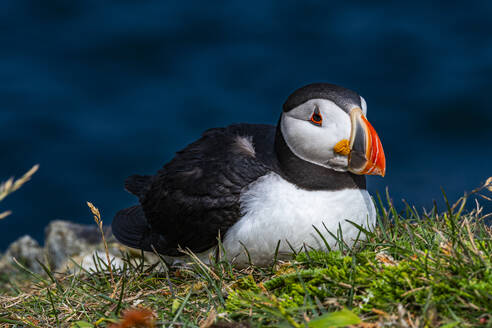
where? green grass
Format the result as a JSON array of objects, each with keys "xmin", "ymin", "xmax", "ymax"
[{"xmin": 0, "ymin": 185, "xmax": 491, "ymax": 327}]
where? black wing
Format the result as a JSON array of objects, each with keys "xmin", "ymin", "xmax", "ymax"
[{"xmin": 113, "ymin": 124, "xmax": 277, "ymax": 256}]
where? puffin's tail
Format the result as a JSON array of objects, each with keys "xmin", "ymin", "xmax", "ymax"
[
  {"xmin": 112, "ymin": 205, "xmax": 170, "ymax": 254},
  {"xmin": 112, "ymin": 205, "xmax": 152, "ymax": 251}
]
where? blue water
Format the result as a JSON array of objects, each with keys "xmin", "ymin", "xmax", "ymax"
[{"xmin": 1, "ymin": 1, "xmax": 491, "ymax": 250}]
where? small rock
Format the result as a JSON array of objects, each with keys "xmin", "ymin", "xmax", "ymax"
[
  {"xmin": 2, "ymin": 235, "xmax": 45, "ymax": 273},
  {"xmin": 45, "ymin": 220, "xmax": 111, "ymax": 270},
  {"xmin": 74, "ymin": 250, "xmax": 124, "ymax": 273}
]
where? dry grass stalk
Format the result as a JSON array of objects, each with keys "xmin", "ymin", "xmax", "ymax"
[
  {"xmin": 0, "ymin": 210, "xmax": 12, "ymax": 220},
  {"xmin": 485, "ymin": 176, "xmax": 492, "ymax": 192},
  {"xmin": 199, "ymin": 309, "xmax": 217, "ymax": 328},
  {"xmin": 180, "ymin": 247, "xmax": 221, "ymax": 281},
  {"xmin": 87, "ymin": 201, "xmax": 115, "ymax": 285},
  {"xmin": 0, "ymin": 164, "xmax": 39, "ymax": 219}
]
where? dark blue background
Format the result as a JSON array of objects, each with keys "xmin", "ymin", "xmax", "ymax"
[{"xmin": 1, "ymin": 1, "xmax": 491, "ymax": 250}]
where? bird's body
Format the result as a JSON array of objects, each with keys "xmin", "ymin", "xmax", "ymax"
[
  {"xmin": 112, "ymin": 83, "xmax": 385, "ymax": 266},
  {"xmin": 222, "ymin": 171, "xmax": 375, "ymax": 265}
]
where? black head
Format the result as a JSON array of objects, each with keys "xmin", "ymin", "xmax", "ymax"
[
  {"xmin": 278, "ymin": 82, "xmax": 367, "ymax": 172},
  {"xmin": 274, "ymin": 82, "xmax": 386, "ymax": 190},
  {"xmin": 283, "ymin": 82, "xmax": 363, "ymax": 114}
]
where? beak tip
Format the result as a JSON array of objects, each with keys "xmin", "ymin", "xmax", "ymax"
[{"xmin": 372, "ymin": 166, "xmax": 386, "ymax": 177}]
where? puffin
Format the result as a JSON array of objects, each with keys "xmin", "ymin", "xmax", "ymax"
[{"xmin": 112, "ymin": 83, "xmax": 386, "ymax": 266}]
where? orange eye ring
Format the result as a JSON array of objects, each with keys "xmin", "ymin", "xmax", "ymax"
[{"xmin": 310, "ymin": 112, "xmax": 323, "ymax": 126}]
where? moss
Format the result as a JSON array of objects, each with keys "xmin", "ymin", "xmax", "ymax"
[
  {"xmin": 225, "ymin": 247, "xmax": 491, "ymax": 323},
  {"xmin": 231, "ymin": 275, "xmax": 261, "ymax": 292}
]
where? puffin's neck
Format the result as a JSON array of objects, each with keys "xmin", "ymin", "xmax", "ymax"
[{"xmin": 274, "ymin": 124, "xmax": 366, "ymax": 191}]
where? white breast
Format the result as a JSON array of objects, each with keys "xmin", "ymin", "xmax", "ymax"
[{"xmin": 222, "ymin": 172, "xmax": 376, "ymax": 266}]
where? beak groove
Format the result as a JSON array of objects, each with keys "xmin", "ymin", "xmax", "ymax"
[{"xmin": 348, "ymin": 108, "xmax": 386, "ymax": 177}]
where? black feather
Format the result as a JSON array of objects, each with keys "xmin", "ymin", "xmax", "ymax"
[
  {"xmin": 138, "ymin": 124, "xmax": 276, "ymax": 256},
  {"xmin": 112, "ymin": 205, "xmax": 151, "ymax": 250},
  {"xmin": 124, "ymin": 175, "xmax": 152, "ymax": 198},
  {"xmin": 112, "ymin": 205, "xmax": 171, "ymax": 253}
]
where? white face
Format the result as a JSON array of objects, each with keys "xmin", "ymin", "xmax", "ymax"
[{"xmin": 281, "ymin": 98, "xmax": 363, "ymax": 171}]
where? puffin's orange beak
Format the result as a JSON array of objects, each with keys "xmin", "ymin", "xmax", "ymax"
[{"xmin": 347, "ymin": 107, "xmax": 386, "ymax": 177}]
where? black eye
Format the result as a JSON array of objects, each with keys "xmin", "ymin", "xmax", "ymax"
[{"xmin": 310, "ymin": 111, "xmax": 323, "ymax": 126}]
